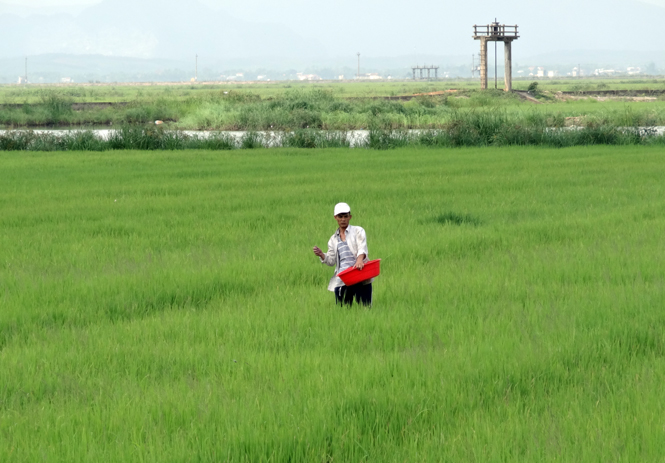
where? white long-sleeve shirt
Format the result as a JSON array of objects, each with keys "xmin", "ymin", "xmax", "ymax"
[{"xmin": 320, "ymin": 225, "xmax": 371, "ymax": 291}]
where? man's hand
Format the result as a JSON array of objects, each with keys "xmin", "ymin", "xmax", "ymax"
[
  {"xmin": 353, "ymin": 255, "xmax": 365, "ymax": 270},
  {"xmin": 313, "ymin": 246, "xmax": 325, "ymax": 259}
]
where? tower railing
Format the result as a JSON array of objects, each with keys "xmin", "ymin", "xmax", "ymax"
[{"xmin": 473, "ymin": 24, "xmax": 519, "ymax": 38}]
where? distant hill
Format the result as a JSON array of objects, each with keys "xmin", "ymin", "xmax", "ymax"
[
  {"xmin": 0, "ymin": 0, "xmax": 325, "ymax": 61},
  {"xmin": 0, "ymin": 54, "xmax": 193, "ymax": 84},
  {"xmin": 522, "ymin": 50, "xmax": 665, "ymax": 69}
]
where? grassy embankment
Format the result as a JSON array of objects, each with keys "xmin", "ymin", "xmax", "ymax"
[
  {"xmin": 2, "ymin": 146, "xmax": 665, "ymax": 461},
  {"xmin": 1, "ymin": 80, "xmax": 665, "ymax": 130},
  {"xmin": 2, "ymin": 77, "xmax": 665, "ymax": 102}
]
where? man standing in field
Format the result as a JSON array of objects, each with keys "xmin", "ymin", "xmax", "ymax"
[{"xmin": 313, "ymin": 202, "xmax": 373, "ymax": 307}]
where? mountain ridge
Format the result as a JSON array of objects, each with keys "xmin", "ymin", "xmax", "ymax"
[{"xmin": 0, "ymin": 0, "xmax": 325, "ymax": 60}]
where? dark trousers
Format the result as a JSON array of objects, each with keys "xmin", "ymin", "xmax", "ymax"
[{"xmin": 335, "ymin": 283, "xmax": 373, "ymax": 307}]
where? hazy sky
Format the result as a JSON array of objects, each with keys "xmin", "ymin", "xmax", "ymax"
[
  {"xmin": 5, "ymin": 0, "xmax": 665, "ymax": 7},
  {"xmin": 7, "ymin": 0, "xmax": 665, "ymax": 11},
  {"xmin": 1, "ymin": 0, "xmax": 664, "ymax": 64}
]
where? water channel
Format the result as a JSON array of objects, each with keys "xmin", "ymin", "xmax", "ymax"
[{"xmin": 1, "ymin": 127, "xmax": 664, "ymax": 148}]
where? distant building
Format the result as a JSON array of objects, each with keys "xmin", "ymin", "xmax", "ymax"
[
  {"xmin": 356, "ymin": 73, "xmax": 383, "ymax": 80},
  {"xmin": 547, "ymin": 70, "xmax": 558, "ymax": 78},
  {"xmin": 627, "ymin": 67, "xmax": 641, "ymax": 75},
  {"xmin": 61, "ymin": 77, "xmax": 73, "ymax": 83},
  {"xmin": 18, "ymin": 76, "xmax": 28, "ymax": 84},
  {"xmin": 594, "ymin": 68, "xmax": 616, "ymax": 76},
  {"xmin": 297, "ymin": 73, "xmax": 322, "ymax": 81}
]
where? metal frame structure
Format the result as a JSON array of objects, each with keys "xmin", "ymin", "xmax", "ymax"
[{"xmin": 412, "ymin": 65, "xmax": 439, "ymax": 80}]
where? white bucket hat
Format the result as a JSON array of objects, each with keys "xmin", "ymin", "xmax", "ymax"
[{"xmin": 334, "ymin": 202, "xmax": 351, "ymax": 216}]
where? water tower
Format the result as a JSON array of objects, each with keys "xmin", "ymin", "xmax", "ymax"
[{"xmin": 473, "ymin": 21, "xmax": 519, "ymax": 91}]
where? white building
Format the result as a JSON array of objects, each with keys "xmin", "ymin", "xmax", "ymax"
[
  {"xmin": 594, "ymin": 68, "xmax": 616, "ymax": 76},
  {"xmin": 296, "ymin": 73, "xmax": 322, "ymax": 81},
  {"xmin": 356, "ymin": 73, "xmax": 383, "ymax": 80}
]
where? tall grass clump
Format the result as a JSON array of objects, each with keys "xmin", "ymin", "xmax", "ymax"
[
  {"xmin": 278, "ymin": 129, "xmax": 351, "ymax": 149},
  {"xmin": 38, "ymin": 90, "xmax": 74, "ymax": 123},
  {"xmin": 362, "ymin": 110, "xmax": 665, "ymax": 149},
  {"xmin": 1, "ymin": 126, "xmax": 664, "ymax": 151}
]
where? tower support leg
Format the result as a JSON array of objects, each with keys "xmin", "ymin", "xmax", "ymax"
[
  {"xmin": 504, "ymin": 41, "xmax": 512, "ymax": 92},
  {"xmin": 480, "ymin": 38, "xmax": 488, "ymax": 90}
]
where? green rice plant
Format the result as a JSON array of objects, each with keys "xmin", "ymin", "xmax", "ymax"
[
  {"xmin": 3, "ymin": 146, "xmax": 665, "ymax": 461},
  {"xmin": 433, "ymin": 212, "xmax": 482, "ymax": 226}
]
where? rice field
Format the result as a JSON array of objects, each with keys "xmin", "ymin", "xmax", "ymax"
[{"xmin": 2, "ymin": 145, "xmax": 665, "ymax": 462}]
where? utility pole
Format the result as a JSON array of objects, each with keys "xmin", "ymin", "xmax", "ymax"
[
  {"xmin": 495, "ymin": 41, "xmax": 497, "ymax": 89},
  {"xmin": 472, "ymin": 54, "xmax": 481, "ymax": 78},
  {"xmin": 195, "ymin": 54, "xmax": 198, "ymax": 82},
  {"xmin": 25, "ymin": 56, "xmax": 28, "ymax": 83},
  {"xmin": 494, "ymin": 18, "xmax": 498, "ymax": 89},
  {"xmin": 357, "ymin": 52, "xmax": 360, "ymax": 79}
]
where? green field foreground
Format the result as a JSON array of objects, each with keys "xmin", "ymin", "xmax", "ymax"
[{"xmin": 1, "ymin": 146, "xmax": 665, "ymax": 462}]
